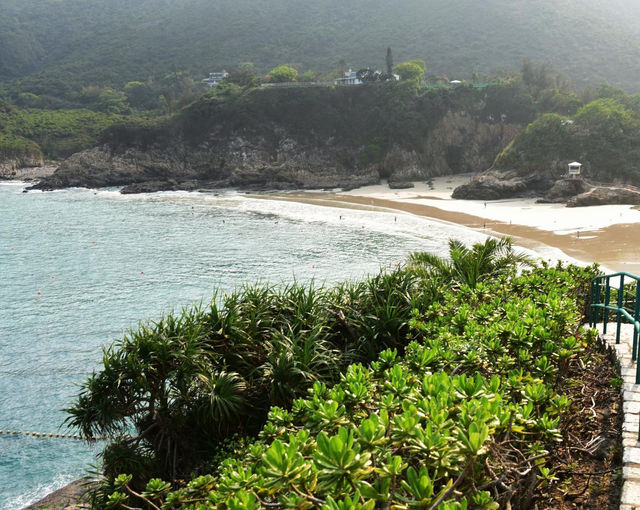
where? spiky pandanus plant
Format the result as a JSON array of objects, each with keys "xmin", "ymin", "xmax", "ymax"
[
  {"xmin": 409, "ymin": 237, "xmax": 534, "ymax": 289},
  {"xmin": 66, "ymin": 270, "xmax": 441, "ymax": 485}
]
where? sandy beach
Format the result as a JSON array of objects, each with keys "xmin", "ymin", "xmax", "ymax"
[{"xmin": 269, "ymin": 176, "xmax": 640, "ymax": 273}]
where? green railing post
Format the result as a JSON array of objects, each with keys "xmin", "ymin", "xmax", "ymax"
[
  {"xmin": 604, "ymin": 278, "xmax": 611, "ymax": 334},
  {"xmin": 590, "ymin": 280, "xmax": 597, "ymax": 327},
  {"xmin": 636, "ymin": 326, "xmax": 640, "ymax": 385},
  {"xmin": 617, "ymin": 274, "xmax": 625, "ymax": 344},
  {"xmin": 634, "ymin": 284, "xmax": 640, "ymax": 362},
  {"xmin": 594, "ymin": 279, "xmax": 601, "ymax": 325}
]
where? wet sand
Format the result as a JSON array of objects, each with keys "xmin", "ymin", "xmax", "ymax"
[{"xmin": 263, "ymin": 180, "xmax": 640, "ymax": 273}]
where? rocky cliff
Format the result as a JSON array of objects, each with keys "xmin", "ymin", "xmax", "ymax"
[
  {"xmin": 31, "ymin": 137, "xmax": 382, "ymax": 193},
  {"xmin": 0, "ymin": 154, "xmax": 44, "ymax": 179},
  {"xmin": 30, "ymin": 117, "xmax": 520, "ymax": 193},
  {"xmin": 28, "ymin": 86, "xmax": 523, "ymax": 193}
]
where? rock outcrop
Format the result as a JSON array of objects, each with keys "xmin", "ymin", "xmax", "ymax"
[
  {"xmin": 0, "ymin": 155, "xmax": 45, "ymax": 180},
  {"xmin": 453, "ymin": 170, "xmax": 640, "ymax": 207},
  {"xmin": 30, "ymin": 138, "xmax": 382, "ymax": 193},
  {"xmin": 539, "ymin": 178, "xmax": 592, "ymax": 203},
  {"xmin": 451, "ymin": 170, "xmax": 555, "ymax": 200},
  {"xmin": 567, "ymin": 186, "xmax": 640, "ymax": 207}
]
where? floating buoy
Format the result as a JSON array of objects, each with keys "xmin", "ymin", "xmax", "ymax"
[
  {"xmin": 51, "ymin": 275, "xmax": 55, "ymax": 279},
  {"xmin": 91, "ymin": 241, "xmax": 96, "ymax": 245},
  {"xmin": 227, "ymin": 269, "xmax": 231, "ymax": 273},
  {"xmin": 11, "ymin": 247, "xmax": 15, "ymax": 250},
  {"xmin": 140, "ymin": 271, "xmax": 144, "ymax": 274},
  {"xmin": 238, "ymin": 232, "xmax": 242, "ymax": 235},
  {"xmin": 312, "ymin": 265, "xmax": 315, "ymax": 268},
  {"xmin": 37, "ymin": 291, "xmax": 42, "ymax": 295},
  {"xmin": 165, "ymin": 237, "xmax": 168, "ymax": 241}
]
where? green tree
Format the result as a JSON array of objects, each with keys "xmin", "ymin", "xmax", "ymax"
[
  {"xmin": 337, "ymin": 59, "xmax": 347, "ymax": 77},
  {"xmin": 124, "ymin": 81, "xmax": 158, "ymax": 110},
  {"xmin": 160, "ymin": 71, "xmax": 202, "ymax": 111},
  {"xmin": 268, "ymin": 65, "xmax": 298, "ymax": 83},
  {"xmin": 521, "ymin": 59, "xmax": 554, "ymax": 100},
  {"xmin": 226, "ymin": 62, "xmax": 259, "ymax": 87},
  {"xmin": 97, "ymin": 88, "xmax": 130, "ymax": 114},
  {"xmin": 16, "ymin": 92, "xmax": 43, "ymax": 108},
  {"xmin": 299, "ymin": 70, "xmax": 320, "ymax": 82},
  {"xmin": 393, "ymin": 60, "xmax": 426, "ymax": 83},
  {"xmin": 573, "ymin": 98, "xmax": 640, "ymax": 180}
]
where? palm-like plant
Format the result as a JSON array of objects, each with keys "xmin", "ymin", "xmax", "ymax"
[{"xmin": 409, "ymin": 237, "xmax": 533, "ymax": 288}]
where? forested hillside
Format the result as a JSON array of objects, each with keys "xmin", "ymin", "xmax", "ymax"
[{"xmin": 2, "ymin": 0, "xmax": 640, "ymax": 96}]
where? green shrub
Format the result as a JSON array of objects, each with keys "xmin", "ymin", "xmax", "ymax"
[
  {"xmin": 81, "ymin": 257, "xmax": 604, "ymax": 508},
  {"xmin": 103, "ymin": 262, "xmax": 601, "ymax": 509}
]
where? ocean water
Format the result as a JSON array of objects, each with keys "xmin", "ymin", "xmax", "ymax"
[{"xmin": 0, "ymin": 182, "xmax": 489, "ymax": 509}]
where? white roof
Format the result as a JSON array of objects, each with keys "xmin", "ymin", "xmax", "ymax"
[
  {"xmin": 568, "ymin": 161, "xmax": 582, "ymax": 167},
  {"xmin": 450, "ymin": 80, "xmax": 462, "ymax": 84}
]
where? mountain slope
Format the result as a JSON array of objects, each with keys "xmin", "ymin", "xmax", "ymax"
[{"xmin": 2, "ymin": 0, "xmax": 640, "ymax": 92}]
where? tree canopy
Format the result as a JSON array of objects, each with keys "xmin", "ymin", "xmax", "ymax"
[
  {"xmin": 393, "ymin": 60, "xmax": 426, "ymax": 82},
  {"xmin": 268, "ymin": 65, "xmax": 299, "ymax": 83}
]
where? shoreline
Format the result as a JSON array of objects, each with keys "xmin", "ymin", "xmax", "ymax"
[
  {"xmin": 0, "ymin": 164, "xmax": 58, "ymax": 182},
  {"xmin": 22, "ymin": 479, "xmax": 89, "ymax": 510},
  {"xmin": 7, "ymin": 176, "xmax": 640, "ymax": 272},
  {"xmin": 263, "ymin": 177, "xmax": 640, "ymax": 273}
]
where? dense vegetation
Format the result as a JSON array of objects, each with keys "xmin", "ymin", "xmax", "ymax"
[
  {"xmin": 494, "ymin": 84, "xmax": 640, "ymax": 183},
  {"xmin": 98, "ymin": 68, "xmax": 581, "ymax": 159},
  {"xmin": 3, "ymin": 62, "xmax": 640, "ymax": 189},
  {"xmin": 0, "ymin": 98, "xmax": 128, "ymax": 160},
  {"xmin": 3, "ymin": 0, "xmax": 640, "ymax": 102},
  {"xmin": 64, "ymin": 240, "xmax": 618, "ymax": 508}
]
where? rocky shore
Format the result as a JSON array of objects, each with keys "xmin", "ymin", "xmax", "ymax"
[
  {"xmin": 452, "ymin": 169, "xmax": 640, "ymax": 207},
  {"xmin": 0, "ymin": 160, "xmax": 57, "ymax": 182},
  {"xmin": 22, "ymin": 480, "xmax": 90, "ymax": 510}
]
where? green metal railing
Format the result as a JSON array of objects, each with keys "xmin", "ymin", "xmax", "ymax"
[
  {"xmin": 589, "ymin": 272, "xmax": 640, "ymax": 384},
  {"xmin": 590, "ymin": 272, "xmax": 640, "ymax": 441}
]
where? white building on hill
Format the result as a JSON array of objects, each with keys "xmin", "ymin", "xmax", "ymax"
[
  {"xmin": 203, "ymin": 70, "xmax": 229, "ymax": 87},
  {"xmin": 334, "ymin": 69, "xmax": 362, "ymax": 86}
]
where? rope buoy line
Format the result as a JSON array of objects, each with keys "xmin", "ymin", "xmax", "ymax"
[{"xmin": 0, "ymin": 429, "xmax": 124, "ymax": 441}]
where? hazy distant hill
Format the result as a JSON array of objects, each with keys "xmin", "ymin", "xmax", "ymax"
[{"xmin": 2, "ymin": 0, "xmax": 640, "ymax": 91}]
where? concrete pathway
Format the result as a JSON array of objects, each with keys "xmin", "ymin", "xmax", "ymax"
[{"xmin": 595, "ymin": 322, "xmax": 640, "ymax": 509}]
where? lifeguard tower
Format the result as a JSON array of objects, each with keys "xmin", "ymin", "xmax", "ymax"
[{"xmin": 568, "ymin": 161, "xmax": 582, "ymax": 179}]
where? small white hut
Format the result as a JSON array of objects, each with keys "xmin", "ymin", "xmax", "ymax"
[{"xmin": 568, "ymin": 161, "xmax": 582, "ymax": 179}]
